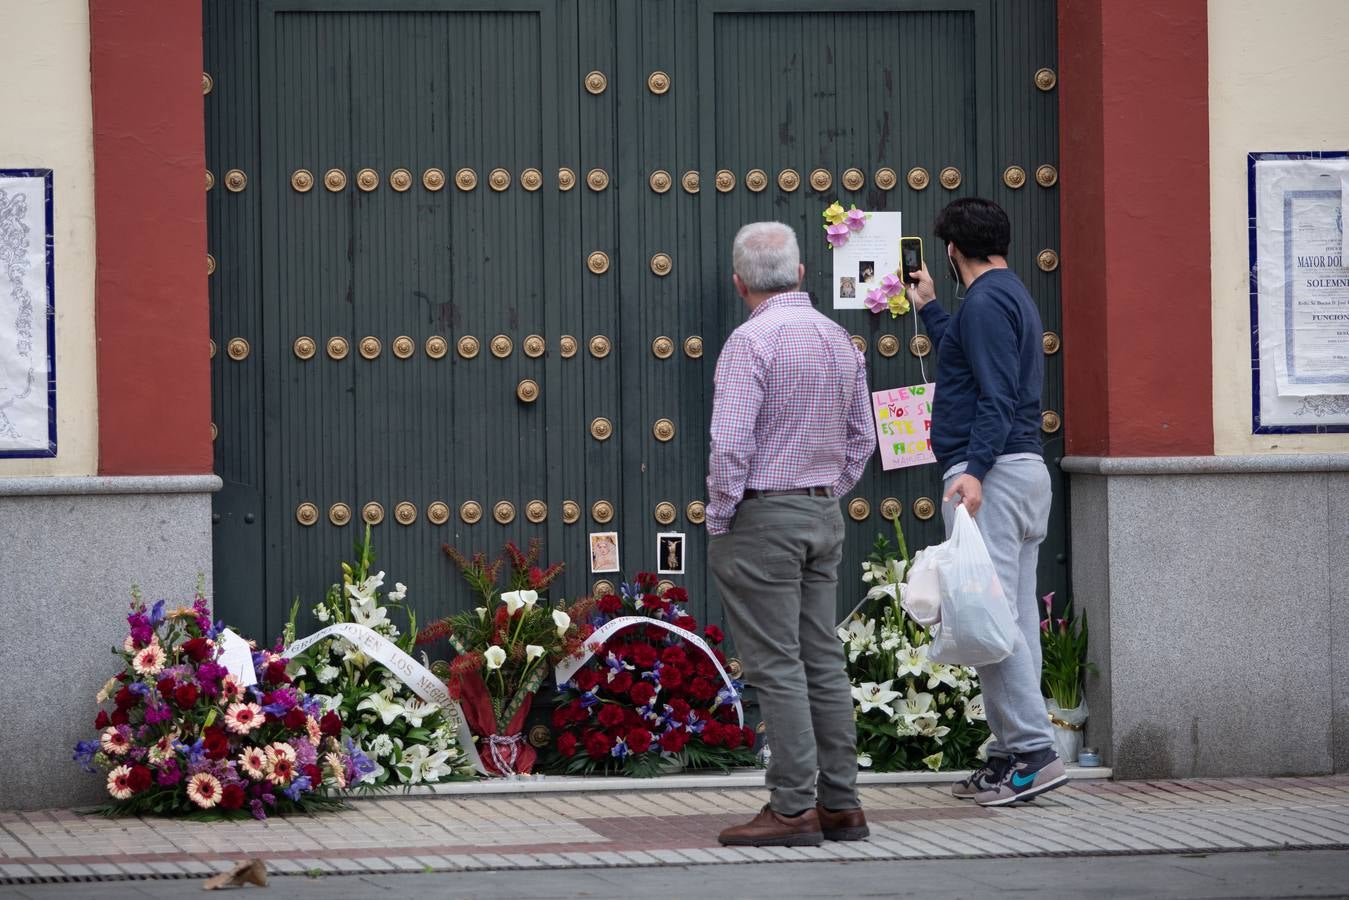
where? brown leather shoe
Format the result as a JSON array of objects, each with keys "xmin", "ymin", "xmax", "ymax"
[
  {"xmin": 816, "ymin": 804, "xmax": 870, "ymax": 841},
  {"xmin": 718, "ymin": 804, "xmax": 824, "ymax": 847}
]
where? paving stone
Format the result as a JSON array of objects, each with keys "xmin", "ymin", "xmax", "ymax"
[{"xmin": 266, "ymin": 858, "xmax": 308, "ymax": 875}]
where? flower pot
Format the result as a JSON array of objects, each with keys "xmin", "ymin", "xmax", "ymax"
[{"xmin": 1045, "ymin": 697, "xmax": 1087, "ymax": 765}]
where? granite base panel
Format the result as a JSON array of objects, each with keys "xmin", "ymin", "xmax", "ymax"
[
  {"xmin": 1066, "ymin": 465, "xmax": 1344, "ymax": 780},
  {"xmin": 0, "ymin": 486, "xmax": 214, "ymax": 810}
]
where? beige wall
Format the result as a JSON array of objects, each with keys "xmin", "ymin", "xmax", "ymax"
[
  {"xmin": 1210, "ymin": 0, "xmax": 1349, "ymax": 454},
  {"xmin": 0, "ymin": 0, "xmax": 97, "ymax": 476}
]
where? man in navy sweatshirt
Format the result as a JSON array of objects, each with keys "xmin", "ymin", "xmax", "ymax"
[{"xmin": 909, "ymin": 197, "xmax": 1067, "ymax": 807}]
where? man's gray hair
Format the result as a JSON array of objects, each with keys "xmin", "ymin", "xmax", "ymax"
[{"xmin": 732, "ymin": 222, "xmax": 801, "ymax": 294}]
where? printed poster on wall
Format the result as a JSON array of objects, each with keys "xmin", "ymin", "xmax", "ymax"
[
  {"xmin": 1249, "ymin": 152, "xmax": 1349, "ymax": 432},
  {"xmin": 833, "ymin": 211, "xmax": 901, "ymax": 310},
  {"xmin": 0, "ymin": 169, "xmax": 55, "ymax": 457},
  {"xmin": 872, "ymin": 384, "xmax": 936, "ymax": 470}
]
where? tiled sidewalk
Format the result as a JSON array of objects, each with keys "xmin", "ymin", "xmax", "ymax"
[{"xmin": 3, "ymin": 775, "xmax": 1349, "ymax": 885}]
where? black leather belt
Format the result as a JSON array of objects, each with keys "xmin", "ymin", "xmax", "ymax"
[{"xmin": 743, "ymin": 487, "xmax": 831, "ymax": 499}]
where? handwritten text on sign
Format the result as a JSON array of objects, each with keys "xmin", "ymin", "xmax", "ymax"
[{"xmin": 873, "ymin": 383, "xmax": 937, "ymax": 470}]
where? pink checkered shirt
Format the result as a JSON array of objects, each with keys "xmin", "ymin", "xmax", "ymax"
[{"xmin": 705, "ymin": 292, "xmax": 874, "ymax": 535}]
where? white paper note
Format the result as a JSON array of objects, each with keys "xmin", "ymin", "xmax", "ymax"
[{"xmin": 216, "ymin": 628, "xmax": 258, "ymax": 687}]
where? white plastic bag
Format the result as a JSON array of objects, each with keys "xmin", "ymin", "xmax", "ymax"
[
  {"xmin": 928, "ymin": 505, "xmax": 1019, "ymax": 667},
  {"xmin": 901, "ymin": 546, "xmax": 943, "ymax": 627}
]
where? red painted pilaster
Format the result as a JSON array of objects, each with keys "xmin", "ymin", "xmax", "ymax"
[
  {"xmin": 1058, "ymin": 0, "xmax": 1213, "ymax": 456},
  {"xmin": 90, "ymin": 1, "xmax": 211, "ymax": 474}
]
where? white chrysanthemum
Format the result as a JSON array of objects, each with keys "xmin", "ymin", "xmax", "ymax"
[
  {"xmin": 315, "ymin": 665, "xmax": 340, "ymax": 684},
  {"xmin": 313, "ymin": 605, "xmax": 330, "ymax": 623},
  {"xmin": 368, "ymin": 734, "xmax": 395, "ymax": 758}
]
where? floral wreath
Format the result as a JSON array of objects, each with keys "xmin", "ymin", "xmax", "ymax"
[{"xmin": 823, "ymin": 202, "xmax": 911, "ymax": 319}]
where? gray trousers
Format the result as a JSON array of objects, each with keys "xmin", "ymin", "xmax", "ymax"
[
  {"xmin": 942, "ymin": 458, "xmax": 1056, "ymax": 756},
  {"xmin": 708, "ymin": 495, "xmax": 859, "ymax": 815}
]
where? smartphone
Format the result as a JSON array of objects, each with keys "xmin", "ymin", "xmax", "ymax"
[{"xmin": 900, "ymin": 237, "xmax": 924, "ymax": 284}]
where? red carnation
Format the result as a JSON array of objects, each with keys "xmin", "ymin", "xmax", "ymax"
[
  {"xmin": 661, "ymin": 666, "xmax": 685, "ymax": 690},
  {"xmin": 724, "ymin": 726, "xmax": 745, "ymax": 749},
  {"xmin": 114, "ymin": 686, "xmax": 138, "ymax": 709},
  {"xmin": 607, "ymin": 671, "xmax": 633, "ymax": 694},
  {"xmin": 673, "ymin": 615, "xmax": 697, "ymax": 632},
  {"xmin": 665, "ymin": 587, "xmax": 689, "ymax": 602},
  {"xmin": 627, "ymin": 728, "xmax": 653, "ymax": 754},
  {"xmin": 264, "ymin": 660, "xmax": 291, "ymax": 685},
  {"xmin": 660, "ymin": 728, "xmax": 690, "ymax": 753},
  {"xmin": 173, "ymin": 683, "xmax": 199, "ymax": 710},
  {"xmin": 661, "ymin": 646, "xmax": 687, "ymax": 666},
  {"xmin": 181, "ymin": 637, "xmax": 213, "ymax": 663},
  {"xmin": 94, "ymin": 710, "xmax": 110, "ymax": 730},
  {"xmin": 690, "ymin": 677, "xmax": 717, "ymax": 701},
  {"xmin": 110, "ymin": 708, "xmax": 129, "ymax": 727},
  {"xmin": 695, "ymin": 659, "xmax": 717, "ymax": 679},
  {"xmin": 702, "ymin": 722, "xmax": 725, "ymax": 747},
  {"xmin": 641, "ymin": 595, "xmax": 666, "ymax": 612},
  {"xmin": 636, "ymin": 572, "xmax": 658, "ymax": 591},
  {"xmin": 219, "ymin": 783, "xmax": 246, "ymax": 811},
  {"xmin": 552, "ymin": 705, "xmax": 572, "ymax": 728},
  {"xmin": 584, "ymin": 731, "xmax": 611, "ymax": 760},
  {"xmin": 304, "ymin": 764, "xmax": 323, "ymax": 786},
  {"xmin": 319, "ymin": 711, "xmax": 343, "ymax": 737},
  {"xmin": 202, "ymin": 726, "xmax": 230, "ymax": 761},
  {"xmin": 597, "ymin": 704, "xmax": 625, "ymax": 729},
  {"xmin": 645, "ymin": 626, "xmax": 665, "ymax": 642},
  {"xmin": 127, "ymin": 765, "xmax": 153, "ymax": 794},
  {"xmin": 557, "ymin": 731, "xmax": 579, "ymax": 757},
  {"xmin": 598, "ymin": 594, "xmax": 624, "ymax": 616},
  {"xmin": 157, "ymin": 677, "xmax": 176, "ymax": 701},
  {"xmin": 742, "ymin": 726, "xmax": 756, "ymax": 747},
  {"xmin": 629, "ymin": 682, "xmax": 656, "ymax": 707},
  {"xmin": 704, "ymin": 625, "xmax": 724, "ymax": 644},
  {"xmin": 669, "ymin": 699, "xmax": 692, "ymax": 721},
  {"xmin": 631, "ymin": 644, "xmax": 658, "ymax": 668},
  {"xmin": 574, "ymin": 668, "xmax": 601, "ymax": 693},
  {"xmin": 284, "ymin": 707, "xmax": 309, "ymax": 731}
]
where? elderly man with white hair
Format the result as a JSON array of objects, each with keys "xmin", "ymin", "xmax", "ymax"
[{"xmin": 707, "ymin": 222, "xmax": 875, "ymax": 847}]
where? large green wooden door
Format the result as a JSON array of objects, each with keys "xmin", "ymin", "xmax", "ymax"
[{"xmin": 206, "ymin": 0, "xmax": 1064, "ymax": 644}]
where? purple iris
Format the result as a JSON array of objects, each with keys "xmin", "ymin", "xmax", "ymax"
[
  {"xmin": 72, "ymin": 740, "xmax": 99, "ymax": 773},
  {"xmin": 281, "ymin": 774, "xmax": 312, "ymax": 802},
  {"xmin": 609, "ymin": 738, "xmax": 629, "ymax": 760}
]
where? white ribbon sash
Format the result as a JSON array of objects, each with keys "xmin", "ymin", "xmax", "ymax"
[
  {"xmin": 284, "ymin": 622, "xmax": 485, "ymax": 775},
  {"xmin": 554, "ymin": 616, "xmax": 744, "ymax": 727}
]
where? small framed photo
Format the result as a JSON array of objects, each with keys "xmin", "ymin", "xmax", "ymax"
[
  {"xmin": 589, "ymin": 531, "xmax": 620, "ymax": 573},
  {"xmin": 656, "ymin": 532, "xmax": 686, "ymax": 575}
]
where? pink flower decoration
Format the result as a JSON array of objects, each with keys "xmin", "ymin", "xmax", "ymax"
[
  {"xmin": 845, "ymin": 208, "xmax": 867, "ymax": 231},
  {"xmin": 880, "ymin": 272, "xmax": 904, "ymax": 297},
  {"xmin": 825, "ymin": 224, "xmax": 850, "ymax": 248},
  {"xmin": 865, "ymin": 287, "xmax": 888, "ymax": 314}
]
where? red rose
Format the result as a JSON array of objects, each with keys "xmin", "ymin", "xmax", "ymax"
[
  {"xmin": 629, "ymin": 682, "xmax": 656, "ymax": 707},
  {"xmin": 598, "ymin": 594, "xmax": 624, "ymax": 615},
  {"xmin": 690, "ymin": 677, "xmax": 716, "ymax": 701},
  {"xmin": 669, "ymin": 699, "xmax": 692, "ymax": 721},
  {"xmin": 556, "ymin": 732, "xmax": 579, "ymax": 757},
  {"xmin": 574, "ymin": 668, "xmax": 601, "ymax": 693},
  {"xmin": 181, "ymin": 637, "xmax": 213, "ymax": 663},
  {"xmin": 665, "ymin": 587, "xmax": 689, "ymax": 603},
  {"xmin": 661, "ymin": 647, "xmax": 687, "ymax": 667},
  {"xmin": 631, "ymin": 644, "xmax": 658, "ymax": 668},
  {"xmin": 157, "ymin": 677, "xmax": 176, "ymax": 701},
  {"xmin": 304, "ymin": 764, "xmax": 323, "ymax": 786},
  {"xmin": 584, "ymin": 731, "xmax": 611, "ymax": 760},
  {"xmin": 627, "ymin": 728, "xmax": 653, "ymax": 754},
  {"xmin": 661, "ymin": 666, "xmax": 686, "ymax": 690},
  {"xmin": 607, "ymin": 672, "xmax": 633, "ymax": 694},
  {"xmin": 284, "ymin": 707, "xmax": 309, "ymax": 731},
  {"xmin": 320, "ymin": 711, "xmax": 343, "ymax": 737},
  {"xmin": 219, "ymin": 783, "xmax": 246, "ymax": 811},
  {"xmin": 597, "ymin": 704, "xmax": 625, "ymax": 729},
  {"xmin": 110, "ymin": 708, "xmax": 129, "ymax": 726},
  {"xmin": 724, "ymin": 726, "xmax": 744, "ymax": 749},
  {"xmin": 202, "ymin": 726, "xmax": 230, "ymax": 761},
  {"xmin": 704, "ymin": 625, "xmax": 724, "ymax": 644},
  {"xmin": 659, "ymin": 728, "xmax": 690, "ymax": 753},
  {"xmin": 264, "ymin": 660, "xmax": 291, "ymax": 685},
  {"xmin": 702, "ymin": 722, "xmax": 724, "ymax": 747},
  {"xmin": 127, "ymin": 765, "xmax": 153, "ymax": 793},
  {"xmin": 673, "ymin": 615, "xmax": 697, "ymax": 632},
  {"xmin": 94, "ymin": 710, "xmax": 111, "ymax": 730},
  {"xmin": 174, "ymin": 683, "xmax": 199, "ymax": 710},
  {"xmin": 114, "ymin": 686, "xmax": 138, "ymax": 709}
]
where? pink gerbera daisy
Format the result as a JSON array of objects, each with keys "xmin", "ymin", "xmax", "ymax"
[
  {"xmin": 305, "ymin": 716, "xmax": 322, "ymax": 746},
  {"xmin": 106, "ymin": 765, "xmax": 134, "ymax": 800},
  {"xmin": 219, "ymin": 675, "xmax": 244, "ymax": 702},
  {"xmin": 186, "ymin": 772, "xmax": 223, "ymax": 809},
  {"xmin": 323, "ymin": 752, "xmax": 346, "ymax": 789},
  {"xmin": 237, "ymin": 746, "xmax": 269, "ymax": 779},
  {"xmin": 100, "ymin": 727, "xmax": 130, "ymax": 756},
  {"xmin": 132, "ymin": 642, "xmax": 167, "ymax": 676},
  {"xmin": 268, "ymin": 755, "xmax": 295, "ymax": 786},
  {"xmin": 224, "ymin": 702, "xmax": 265, "ymax": 735}
]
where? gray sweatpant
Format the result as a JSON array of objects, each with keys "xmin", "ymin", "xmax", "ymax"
[
  {"xmin": 708, "ymin": 495, "xmax": 859, "ymax": 815},
  {"xmin": 942, "ymin": 458, "xmax": 1056, "ymax": 757}
]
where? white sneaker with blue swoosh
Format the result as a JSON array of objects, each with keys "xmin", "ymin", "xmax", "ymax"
[{"xmin": 974, "ymin": 752, "xmax": 1068, "ymax": 806}]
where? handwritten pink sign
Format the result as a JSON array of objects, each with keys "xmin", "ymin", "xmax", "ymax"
[{"xmin": 872, "ymin": 383, "xmax": 936, "ymax": 470}]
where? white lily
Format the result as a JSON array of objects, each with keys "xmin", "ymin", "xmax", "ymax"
[
  {"xmin": 857, "ymin": 752, "xmax": 873, "ymax": 768},
  {"xmin": 895, "ymin": 642, "xmax": 930, "ymax": 678},
  {"xmin": 552, "ymin": 609, "xmax": 571, "ymax": 638},
  {"xmin": 838, "ymin": 618, "xmax": 877, "ymax": 662},
  {"xmin": 525, "ymin": 644, "xmax": 545, "ymax": 662},
  {"xmin": 898, "ymin": 686, "xmax": 935, "ymax": 726},
  {"xmin": 358, "ymin": 691, "xmax": 405, "ymax": 726},
  {"xmin": 927, "ymin": 663, "xmax": 961, "ymax": 691},
  {"xmin": 350, "ymin": 597, "xmax": 389, "ymax": 630},
  {"xmin": 963, "ymin": 693, "xmax": 986, "ymax": 724},
  {"xmin": 519, "ymin": 590, "xmax": 539, "ymax": 611},
  {"xmin": 851, "ymin": 679, "xmax": 901, "ymax": 717},
  {"xmin": 388, "ymin": 582, "xmax": 408, "ymax": 602},
  {"xmin": 401, "ymin": 698, "xmax": 438, "ymax": 728},
  {"xmin": 922, "ymin": 751, "xmax": 944, "ymax": 771},
  {"xmin": 484, "ymin": 645, "xmax": 507, "ymax": 670},
  {"xmin": 475, "ymin": 607, "xmax": 488, "ymax": 621},
  {"xmin": 345, "ymin": 570, "xmax": 386, "ymax": 603}
]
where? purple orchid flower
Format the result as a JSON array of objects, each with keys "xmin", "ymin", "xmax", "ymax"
[
  {"xmin": 844, "ymin": 207, "xmax": 867, "ymax": 231},
  {"xmin": 865, "ymin": 287, "xmax": 888, "ymax": 314},
  {"xmin": 825, "ymin": 223, "xmax": 850, "ymax": 248}
]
